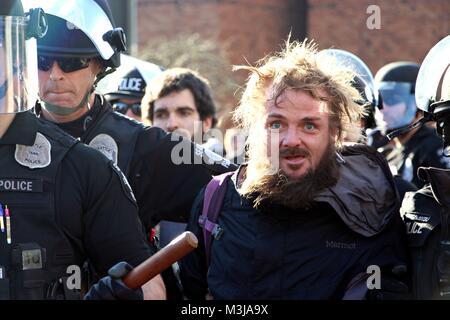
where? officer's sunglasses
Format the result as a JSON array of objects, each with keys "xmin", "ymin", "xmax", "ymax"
[
  {"xmin": 113, "ymin": 102, "xmax": 142, "ymax": 117},
  {"xmin": 37, "ymin": 55, "xmax": 92, "ymax": 73}
]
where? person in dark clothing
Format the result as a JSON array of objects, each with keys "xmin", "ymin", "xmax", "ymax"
[
  {"xmin": 384, "ymin": 124, "xmax": 450, "ymax": 188},
  {"xmin": 375, "ymin": 62, "xmax": 450, "ymax": 188},
  {"xmin": 399, "ymin": 35, "xmax": 450, "ymax": 299},
  {"xmin": 393, "ymin": 175, "xmax": 418, "ymax": 200},
  {"xmin": 104, "ymin": 64, "xmax": 161, "ymax": 122},
  {"xmin": 32, "ymin": 0, "xmax": 233, "ymax": 300},
  {"xmin": 180, "ymin": 40, "xmax": 409, "ymax": 300},
  {"xmin": 33, "ymin": 0, "xmax": 233, "ymax": 231},
  {"xmin": 319, "ymin": 49, "xmax": 418, "ymax": 200},
  {"xmin": 0, "ymin": 0, "xmax": 163, "ymax": 300}
]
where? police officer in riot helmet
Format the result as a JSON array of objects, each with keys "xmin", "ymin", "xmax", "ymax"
[
  {"xmin": 375, "ymin": 62, "xmax": 450, "ymax": 188},
  {"xmin": 0, "ymin": 0, "xmax": 165, "ymax": 300},
  {"xmin": 319, "ymin": 49, "xmax": 417, "ymax": 199},
  {"xmin": 400, "ymin": 36, "xmax": 450, "ymax": 299},
  {"xmin": 32, "ymin": 0, "xmax": 234, "ymax": 233}
]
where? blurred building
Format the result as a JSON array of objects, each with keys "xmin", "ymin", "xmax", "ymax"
[
  {"xmin": 108, "ymin": 0, "xmax": 450, "ymax": 128},
  {"xmin": 109, "ymin": 0, "xmax": 450, "ymax": 72}
]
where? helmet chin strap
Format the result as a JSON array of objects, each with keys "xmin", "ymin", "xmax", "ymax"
[
  {"xmin": 386, "ymin": 113, "xmax": 433, "ymax": 140},
  {"xmin": 42, "ymin": 90, "xmax": 91, "ymax": 116}
]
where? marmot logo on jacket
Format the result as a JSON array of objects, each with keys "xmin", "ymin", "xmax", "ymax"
[{"xmin": 326, "ymin": 241, "xmax": 356, "ymax": 250}]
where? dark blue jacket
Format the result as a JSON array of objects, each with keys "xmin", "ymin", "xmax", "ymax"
[{"xmin": 180, "ymin": 146, "xmax": 409, "ymax": 299}]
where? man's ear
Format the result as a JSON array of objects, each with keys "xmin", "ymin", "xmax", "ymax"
[{"xmin": 202, "ymin": 116, "xmax": 213, "ymax": 132}]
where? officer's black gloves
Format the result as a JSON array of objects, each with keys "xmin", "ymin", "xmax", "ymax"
[
  {"xmin": 344, "ymin": 265, "xmax": 410, "ymax": 300},
  {"xmin": 366, "ymin": 275, "xmax": 410, "ymax": 300},
  {"xmin": 84, "ymin": 262, "xmax": 143, "ymax": 300},
  {"xmin": 366, "ymin": 265, "xmax": 410, "ymax": 300}
]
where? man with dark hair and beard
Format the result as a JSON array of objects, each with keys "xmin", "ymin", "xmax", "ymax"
[{"xmin": 179, "ymin": 40, "xmax": 410, "ymax": 300}]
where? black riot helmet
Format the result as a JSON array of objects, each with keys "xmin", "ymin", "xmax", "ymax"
[
  {"xmin": 375, "ymin": 61, "xmax": 420, "ymax": 87},
  {"xmin": 374, "ymin": 62, "xmax": 420, "ymax": 133},
  {"xmin": 415, "ymin": 35, "xmax": 450, "ymax": 156},
  {"xmin": 0, "ymin": 0, "xmax": 47, "ymax": 114},
  {"xmin": 105, "ymin": 67, "xmax": 150, "ymax": 102},
  {"xmin": 103, "ymin": 57, "xmax": 162, "ymax": 100}
]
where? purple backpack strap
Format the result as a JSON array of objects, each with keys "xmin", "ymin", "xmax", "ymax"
[{"xmin": 198, "ymin": 171, "xmax": 234, "ymax": 266}]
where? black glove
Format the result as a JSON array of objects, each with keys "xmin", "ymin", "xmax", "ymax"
[
  {"xmin": 84, "ymin": 262, "xmax": 143, "ymax": 300},
  {"xmin": 366, "ymin": 265, "xmax": 410, "ymax": 300}
]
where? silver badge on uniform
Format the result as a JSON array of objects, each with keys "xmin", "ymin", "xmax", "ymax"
[
  {"xmin": 15, "ymin": 132, "xmax": 51, "ymax": 169},
  {"xmin": 22, "ymin": 249, "xmax": 43, "ymax": 270},
  {"xmin": 88, "ymin": 134, "xmax": 118, "ymax": 164}
]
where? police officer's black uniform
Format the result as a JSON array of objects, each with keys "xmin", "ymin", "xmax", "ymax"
[
  {"xmin": 397, "ymin": 35, "xmax": 450, "ymax": 300},
  {"xmin": 36, "ymin": 95, "xmax": 234, "ymax": 231},
  {"xmin": 386, "ymin": 125, "xmax": 450, "ymax": 188},
  {"xmin": 0, "ymin": 111, "xmax": 152, "ymax": 299}
]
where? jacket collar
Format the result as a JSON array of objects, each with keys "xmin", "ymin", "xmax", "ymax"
[{"xmin": 315, "ymin": 150, "xmax": 398, "ymax": 237}]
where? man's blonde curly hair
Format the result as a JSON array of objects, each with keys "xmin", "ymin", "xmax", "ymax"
[{"xmin": 233, "ymin": 39, "xmax": 364, "ymax": 145}]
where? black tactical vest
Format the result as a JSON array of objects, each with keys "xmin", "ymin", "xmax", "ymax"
[
  {"xmin": 81, "ymin": 98, "xmax": 143, "ymax": 176},
  {"xmin": 400, "ymin": 167, "xmax": 450, "ymax": 299},
  {"xmin": 0, "ymin": 115, "xmax": 81, "ymax": 299}
]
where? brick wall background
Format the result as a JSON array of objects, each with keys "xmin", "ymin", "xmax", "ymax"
[
  {"xmin": 137, "ymin": 0, "xmax": 450, "ymax": 73},
  {"xmin": 137, "ymin": 0, "xmax": 305, "ymax": 66},
  {"xmin": 135, "ymin": 0, "xmax": 450, "ymax": 126},
  {"xmin": 308, "ymin": 0, "xmax": 450, "ymax": 73}
]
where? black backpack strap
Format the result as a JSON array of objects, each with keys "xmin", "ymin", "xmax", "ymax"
[{"xmin": 197, "ymin": 172, "xmax": 234, "ymax": 267}]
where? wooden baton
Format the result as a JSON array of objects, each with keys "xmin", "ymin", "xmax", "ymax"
[{"xmin": 122, "ymin": 231, "xmax": 198, "ymax": 289}]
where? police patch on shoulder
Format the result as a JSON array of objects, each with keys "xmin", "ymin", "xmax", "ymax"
[
  {"xmin": 15, "ymin": 132, "xmax": 51, "ymax": 169},
  {"xmin": 109, "ymin": 162, "xmax": 136, "ymax": 204},
  {"xmin": 89, "ymin": 134, "xmax": 118, "ymax": 164}
]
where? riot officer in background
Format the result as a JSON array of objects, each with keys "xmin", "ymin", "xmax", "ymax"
[
  {"xmin": 375, "ymin": 62, "xmax": 450, "ymax": 188},
  {"xmin": 399, "ymin": 36, "xmax": 450, "ymax": 299},
  {"xmin": 319, "ymin": 49, "xmax": 417, "ymax": 199},
  {"xmin": 32, "ymin": 0, "xmax": 234, "ymax": 233},
  {"xmin": 104, "ymin": 61, "xmax": 162, "ymax": 122},
  {"xmin": 0, "ymin": 0, "xmax": 164, "ymax": 300},
  {"xmin": 319, "ymin": 49, "xmax": 380, "ymax": 140}
]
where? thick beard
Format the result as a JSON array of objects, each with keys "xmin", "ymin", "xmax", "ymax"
[{"xmin": 252, "ymin": 142, "xmax": 340, "ymax": 210}]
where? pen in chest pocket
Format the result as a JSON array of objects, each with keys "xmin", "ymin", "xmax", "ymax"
[
  {"xmin": 0, "ymin": 205, "xmax": 4, "ymax": 233},
  {"xmin": 5, "ymin": 205, "xmax": 11, "ymax": 244}
]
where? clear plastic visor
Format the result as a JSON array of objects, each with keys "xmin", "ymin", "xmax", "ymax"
[
  {"xmin": 415, "ymin": 35, "xmax": 450, "ymax": 113},
  {"xmin": 318, "ymin": 49, "xmax": 379, "ymax": 107},
  {"xmin": 0, "ymin": 16, "xmax": 38, "ymax": 114},
  {"xmin": 378, "ymin": 82, "xmax": 413, "ymax": 106},
  {"xmin": 375, "ymin": 82, "xmax": 417, "ymax": 131}
]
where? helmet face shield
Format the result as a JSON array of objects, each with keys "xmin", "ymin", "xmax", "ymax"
[
  {"xmin": 318, "ymin": 49, "xmax": 379, "ymax": 108},
  {"xmin": 376, "ymin": 82, "xmax": 416, "ymax": 131},
  {"xmin": 416, "ymin": 35, "xmax": 450, "ymax": 113},
  {"xmin": 0, "ymin": 16, "xmax": 38, "ymax": 114}
]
